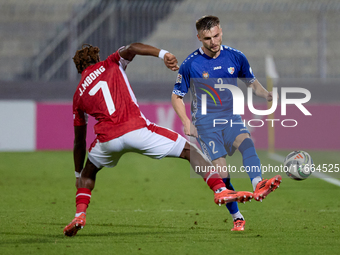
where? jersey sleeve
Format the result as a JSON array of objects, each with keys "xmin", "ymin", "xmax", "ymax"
[
  {"xmin": 172, "ymin": 62, "xmax": 190, "ymax": 97},
  {"xmin": 73, "ymin": 98, "xmax": 88, "ymax": 126},
  {"xmin": 237, "ymin": 52, "xmax": 256, "ymax": 84},
  {"xmin": 106, "ymin": 46, "xmax": 131, "ymax": 70}
]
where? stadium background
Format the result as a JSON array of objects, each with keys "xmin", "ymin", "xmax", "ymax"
[{"xmin": 0, "ymin": 0, "xmax": 339, "ymax": 151}]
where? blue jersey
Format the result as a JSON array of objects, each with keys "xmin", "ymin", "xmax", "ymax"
[{"xmin": 173, "ymin": 45, "xmax": 255, "ymax": 132}]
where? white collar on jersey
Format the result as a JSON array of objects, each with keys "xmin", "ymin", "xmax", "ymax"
[{"xmin": 199, "ymin": 45, "xmax": 224, "ymax": 55}]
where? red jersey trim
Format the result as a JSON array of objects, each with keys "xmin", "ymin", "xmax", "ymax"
[{"xmin": 146, "ymin": 123, "xmax": 178, "ymax": 142}]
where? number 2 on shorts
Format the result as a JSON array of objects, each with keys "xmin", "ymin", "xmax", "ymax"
[{"xmin": 209, "ymin": 140, "xmax": 218, "ymax": 154}]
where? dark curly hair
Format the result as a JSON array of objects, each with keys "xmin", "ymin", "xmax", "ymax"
[{"xmin": 73, "ymin": 44, "xmax": 100, "ymax": 73}]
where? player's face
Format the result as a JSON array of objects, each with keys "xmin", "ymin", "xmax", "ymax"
[{"xmin": 197, "ymin": 25, "xmax": 223, "ymax": 57}]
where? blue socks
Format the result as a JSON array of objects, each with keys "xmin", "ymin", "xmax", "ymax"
[
  {"xmin": 238, "ymin": 138, "xmax": 262, "ymax": 182},
  {"xmin": 224, "ymin": 138, "xmax": 261, "ymax": 218},
  {"xmin": 223, "ymin": 177, "xmax": 239, "ymax": 214}
]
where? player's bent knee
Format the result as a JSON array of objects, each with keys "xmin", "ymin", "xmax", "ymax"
[
  {"xmin": 238, "ymin": 138, "xmax": 255, "ymax": 152},
  {"xmin": 179, "ymin": 141, "xmax": 191, "ymax": 159},
  {"xmin": 234, "ymin": 133, "xmax": 251, "ymax": 148},
  {"xmin": 179, "ymin": 142, "xmax": 211, "ymax": 165},
  {"xmin": 179, "ymin": 141, "xmax": 200, "ymax": 159}
]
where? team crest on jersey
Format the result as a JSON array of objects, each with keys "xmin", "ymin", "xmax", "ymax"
[
  {"xmin": 176, "ymin": 74, "xmax": 182, "ymax": 84},
  {"xmin": 202, "ymin": 71, "xmax": 209, "ymax": 79},
  {"xmin": 228, "ymin": 67, "xmax": 235, "ymax": 75}
]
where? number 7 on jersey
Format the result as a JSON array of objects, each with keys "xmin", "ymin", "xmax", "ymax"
[{"xmin": 89, "ymin": 81, "xmax": 116, "ymax": 115}]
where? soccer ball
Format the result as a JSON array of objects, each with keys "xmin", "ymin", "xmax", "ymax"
[{"xmin": 284, "ymin": 150, "xmax": 314, "ymax": 180}]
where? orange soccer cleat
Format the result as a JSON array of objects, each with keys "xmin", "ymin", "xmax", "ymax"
[
  {"xmin": 63, "ymin": 213, "xmax": 86, "ymax": 237},
  {"xmin": 253, "ymin": 175, "xmax": 282, "ymax": 201},
  {"xmin": 231, "ymin": 218, "xmax": 246, "ymax": 231},
  {"xmin": 214, "ymin": 189, "xmax": 253, "ymax": 206}
]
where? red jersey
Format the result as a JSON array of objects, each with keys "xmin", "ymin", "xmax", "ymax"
[{"xmin": 73, "ymin": 49, "xmax": 147, "ymax": 142}]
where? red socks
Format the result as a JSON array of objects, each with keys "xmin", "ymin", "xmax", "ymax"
[
  {"xmin": 76, "ymin": 188, "xmax": 91, "ymax": 214},
  {"xmin": 74, "ymin": 173, "xmax": 223, "ymax": 214},
  {"xmin": 204, "ymin": 171, "xmax": 225, "ymax": 192}
]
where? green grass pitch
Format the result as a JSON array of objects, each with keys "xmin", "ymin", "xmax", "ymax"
[{"xmin": 0, "ymin": 150, "xmax": 339, "ymax": 255}]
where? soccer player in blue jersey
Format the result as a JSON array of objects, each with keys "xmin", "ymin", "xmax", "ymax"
[{"xmin": 172, "ymin": 15, "xmax": 282, "ymax": 231}]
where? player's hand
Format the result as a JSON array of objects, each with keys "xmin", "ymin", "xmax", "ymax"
[
  {"xmin": 266, "ymin": 91, "xmax": 279, "ymax": 102},
  {"xmin": 184, "ymin": 121, "xmax": 198, "ymax": 138},
  {"xmin": 164, "ymin": 53, "xmax": 179, "ymax": 71},
  {"xmin": 266, "ymin": 91, "xmax": 273, "ymax": 102}
]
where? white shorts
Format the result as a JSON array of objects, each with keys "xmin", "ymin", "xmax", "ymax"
[{"xmin": 88, "ymin": 124, "xmax": 187, "ymax": 168}]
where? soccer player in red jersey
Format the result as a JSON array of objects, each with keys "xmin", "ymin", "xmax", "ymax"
[{"xmin": 63, "ymin": 43, "xmax": 253, "ymax": 237}]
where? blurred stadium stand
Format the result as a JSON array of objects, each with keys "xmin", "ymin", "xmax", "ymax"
[
  {"xmin": 0, "ymin": 0, "xmax": 339, "ymax": 101},
  {"xmin": 0, "ymin": 0, "xmax": 87, "ymax": 81}
]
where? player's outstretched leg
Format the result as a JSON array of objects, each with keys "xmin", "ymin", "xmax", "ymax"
[
  {"xmin": 253, "ymin": 175, "xmax": 282, "ymax": 201},
  {"xmin": 236, "ymin": 136, "xmax": 282, "ymax": 202},
  {"xmin": 179, "ymin": 142, "xmax": 253, "ymax": 206}
]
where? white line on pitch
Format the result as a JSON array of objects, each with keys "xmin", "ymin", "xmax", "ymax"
[{"xmin": 268, "ymin": 153, "xmax": 340, "ymax": 187}]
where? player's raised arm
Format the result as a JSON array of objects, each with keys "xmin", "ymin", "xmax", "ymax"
[{"xmin": 119, "ymin": 43, "xmax": 179, "ymax": 71}]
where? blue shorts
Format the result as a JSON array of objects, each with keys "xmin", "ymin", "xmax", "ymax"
[{"xmin": 196, "ymin": 115, "xmax": 250, "ymax": 161}]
